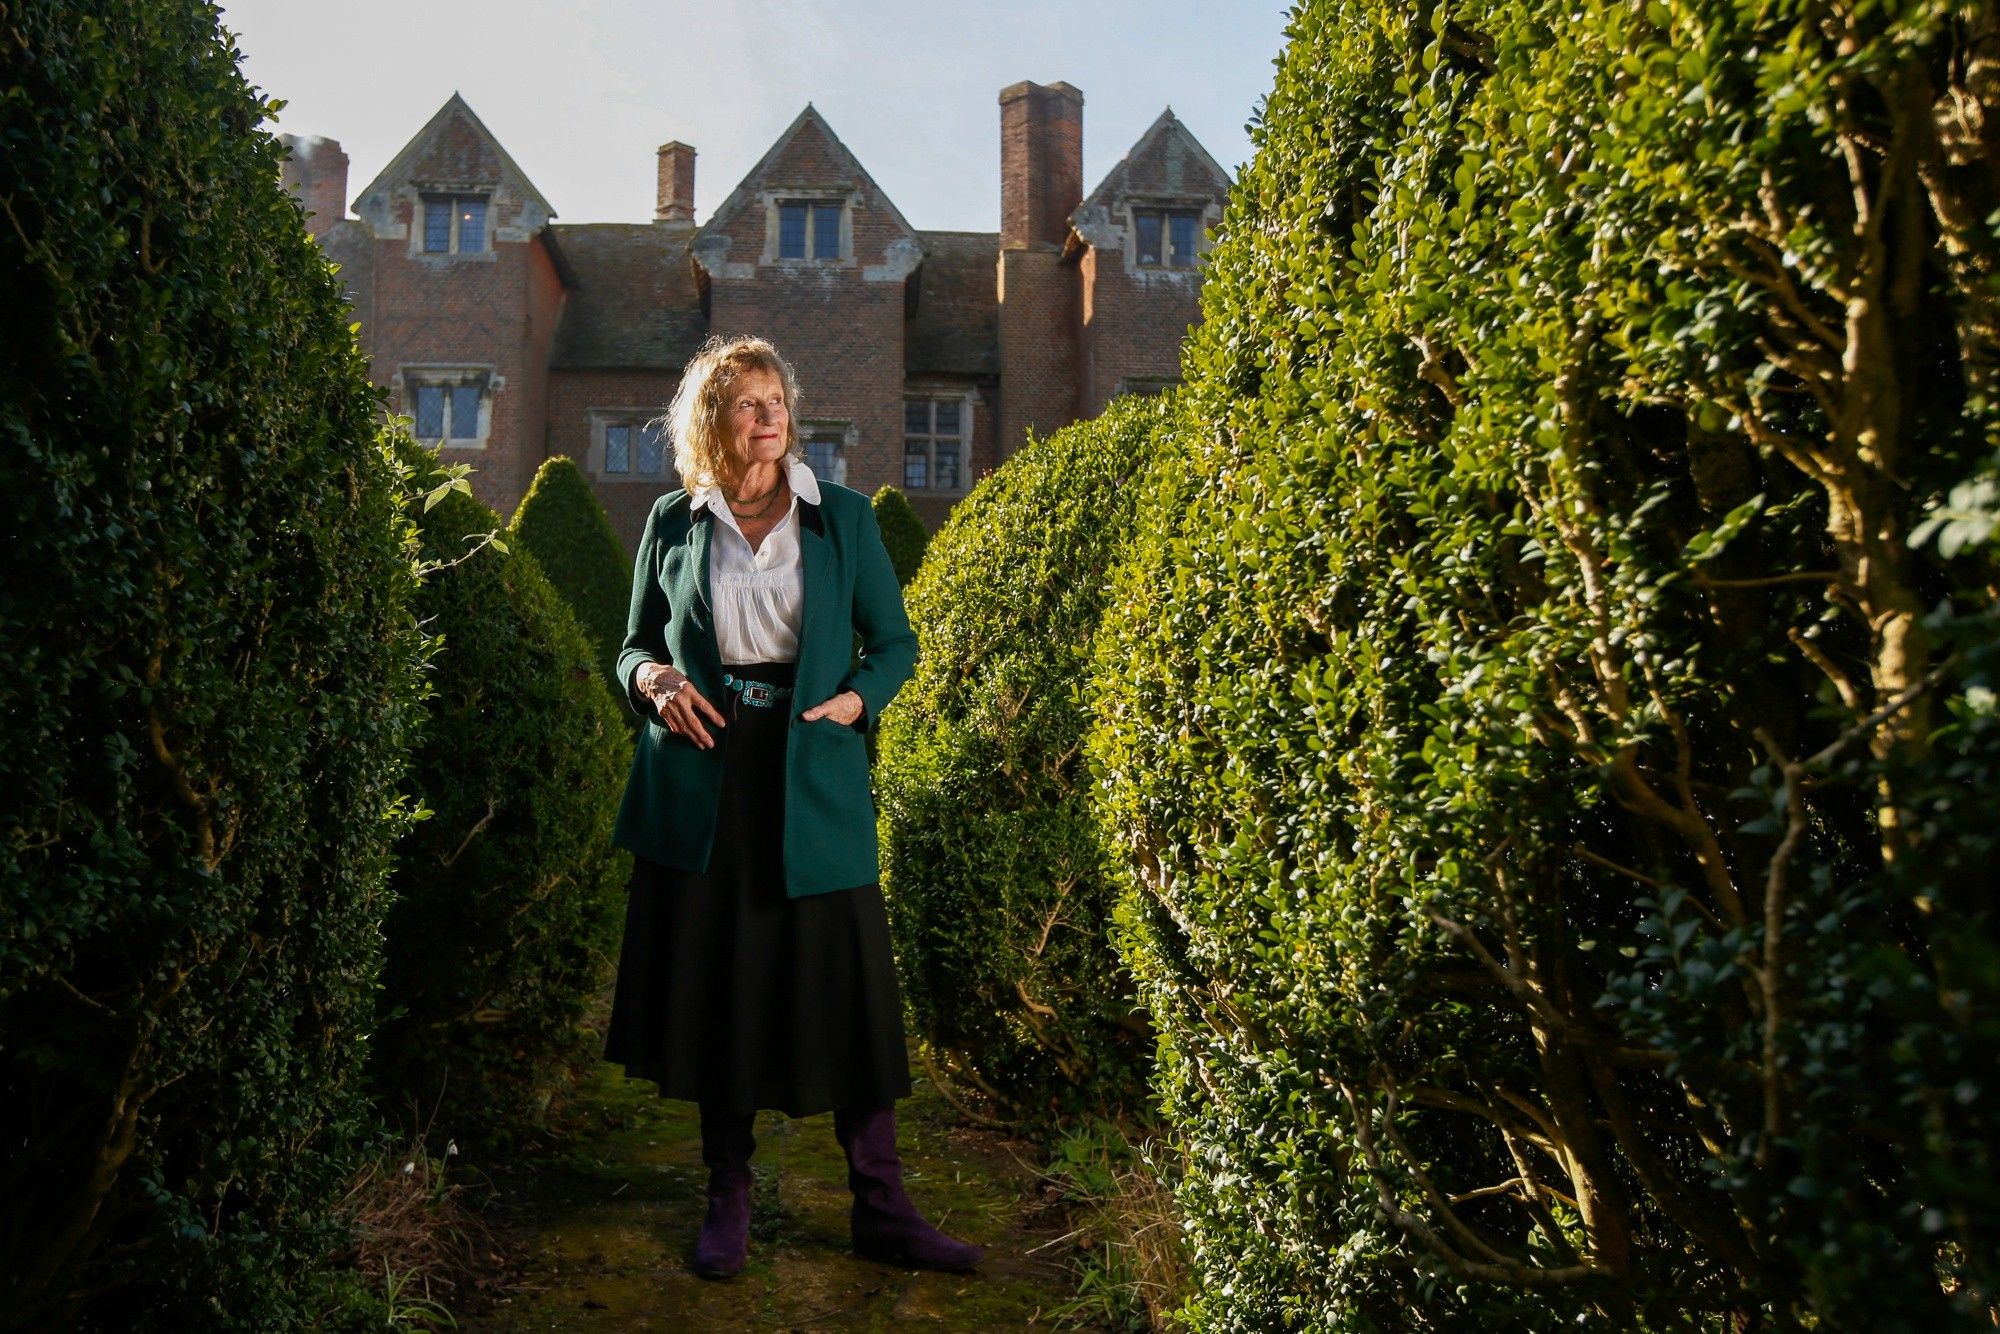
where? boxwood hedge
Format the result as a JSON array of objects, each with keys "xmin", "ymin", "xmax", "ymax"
[
  {"xmin": 510, "ymin": 455, "xmax": 633, "ymax": 715},
  {"xmin": 0, "ymin": 3, "xmax": 427, "ymax": 1324},
  {"xmin": 871, "ymin": 483, "xmax": 930, "ymax": 586},
  {"xmin": 372, "ymin": 452, "xmax": 629, "ymax": 1146},
  {"xmin": 1089, "ymin": 0, "xmax": 2000, "ymax": 1328},
  {"xmin": 876, "ymin": 397, "xmax": 1174, "ymax": 1122}
]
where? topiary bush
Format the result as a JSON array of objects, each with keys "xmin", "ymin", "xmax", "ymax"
[
  {"xmin": 876, "ymin": 396, "xmax": 1174, "ymax": 1123},
  {"xmin": 371, "ymin": 443, "xmax": 629, "ymax": 1149},
  {"xmin": 510, "ymin": 455, "xmax": 633, "ymax": 714},
  {"xmin": 872, "ymin": 480, "xmax": 932, "ymax": 584},
  {"xmin": 0, "ymin": 3, "xmax": 428, "ymax": 1325},
  {"xmin": 871, "ymin": 484, "xmax": 930, "ymax": 586},
  {"xmin": 1089, "ymin": 0, "xmax": 2000, "ymax": 1328}
]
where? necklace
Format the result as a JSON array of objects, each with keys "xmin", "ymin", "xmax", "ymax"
[{"xmin": 725, "ymin": 476, "xmax": 786, "ymax": 523}]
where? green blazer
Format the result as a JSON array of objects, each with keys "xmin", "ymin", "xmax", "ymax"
[{"xmin": 611, "ymin": 481, "xmax": 917, "ymax": 897}]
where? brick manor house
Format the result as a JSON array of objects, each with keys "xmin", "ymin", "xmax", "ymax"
[{"xmin": 283, "ymin": 80, "xmax": 1231, "ymax": 546}]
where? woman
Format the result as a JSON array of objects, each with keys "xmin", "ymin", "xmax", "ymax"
[{"xmin": 601, "ymin": 334, "xmax": 983, "ymax": 1281}]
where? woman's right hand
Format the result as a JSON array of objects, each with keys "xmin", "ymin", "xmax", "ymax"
[{"xmin": 636, "ymin": 662, "xmax": 727, "ymax": 749}]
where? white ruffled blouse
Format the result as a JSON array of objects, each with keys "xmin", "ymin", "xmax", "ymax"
[{"xmin": 687, "ymin": 457, "xmax": 821, "ymax": 666}]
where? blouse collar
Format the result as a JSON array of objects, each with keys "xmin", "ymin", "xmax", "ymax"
[{"xmin": 690, "ymin": 456, "xmax": 822, "ymax": 516}]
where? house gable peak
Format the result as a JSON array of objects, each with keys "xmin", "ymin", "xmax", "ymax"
[
  {"xmin": 353, "ymin": 92, "xmax": 557, "ymax": 243},
  {"xmin": 692, "ymin": 104, "xmax": 919, "ymax": 282}
]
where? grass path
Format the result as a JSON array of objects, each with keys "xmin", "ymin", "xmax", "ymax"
[{"xmin": 459, "ymin": 1040, "xmax": 1095, "ymax": 1331}]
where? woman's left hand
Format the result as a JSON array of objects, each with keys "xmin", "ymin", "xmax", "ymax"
[{"xmin": 800, "ymin": 689, "xmax": 865, "ymax": 727}]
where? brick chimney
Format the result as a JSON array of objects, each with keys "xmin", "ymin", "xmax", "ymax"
[
  {"xmin": 278, "ymin": 134, "xmax": 349, "ymax": 237},
  {"xmin": 998, "ymin": 81, "xmax": 1082, "ymax": 249},
  {"xmin": 656, "ymin": 141, "xmax": 696, "ymax": 222}
]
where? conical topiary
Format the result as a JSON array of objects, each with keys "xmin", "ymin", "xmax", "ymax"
[
  {"xmin": 510, "ymin": 456, "xmax": 633, "ymax": 711},
  {"xmin": 871, "ymin": 484, "xmax": 930, "ymax": 586},
  {"xmin": 376, "ymin": 439, "xmax": 629, "ymax": 1148}
]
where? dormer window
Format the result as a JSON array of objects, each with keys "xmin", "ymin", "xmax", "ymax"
[
  {"xmin": 423, "ymin": 194, "xmax": 488, "ymax": 254},
  {"xmin": 776, "ymin": 199, "xmax": 843, "ymax": 261},
  {"xmin": 1133, "ymin": 207, "xmax": 1201, "ymax": 268}
]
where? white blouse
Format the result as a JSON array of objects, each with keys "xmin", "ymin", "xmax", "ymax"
[{"xmin": 687, "ymin": 457, "xmax": 821, "ymax": 665}]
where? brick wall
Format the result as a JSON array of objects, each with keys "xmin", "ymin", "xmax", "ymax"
[
  {"xmin": 363, "ymin": 232, "xmax": 542, "ymax": 516},
  {"xmin": 516, "ymin": 235, "xmax": 567, "ymax": 512},
  {"xmin": 997, "ymin": 247, "xmax": 1081, "ymax": 457},
  {"xmin": 545, "ymin": 367, "xmax": 684, "ymax": 555},
  {"xmin": 1079, "ymin": 242, "xmax": 1202, "ymax": 417},
  {"xmin": 711, "ymin": 281, "xmax": 907, "ymax": 497}
]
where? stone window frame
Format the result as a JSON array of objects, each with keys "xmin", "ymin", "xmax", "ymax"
[
  {"xmin": 1124, "ymin": 198, "xmax": 1213, "ymax": 272},
  {"xmin": 799, "ymin": 420, "xmax": 857, "ymax": 487},
  {"xmin": 413, "ymin": 190, "xmax": 495, "ymax": 259},
  {"xmin": 1116, "ymin": 375, "xmax": 1182, "ymax": 399},
  {"xmin": 900, "ymin": 387, "xmax": 977, "ymax": 497},
  {"xmin": 401, "ymin": 365, "xmax": 499, "ymax": 449},
  {"xmin": 587, "ymin": 408, "xmax": 676, "ymax": 485},
  {"xmin": 759, "ymin": 188, "xmax": 855, "ymax": 268}
]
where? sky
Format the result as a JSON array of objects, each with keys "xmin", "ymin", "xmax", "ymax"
[{"xmin": 220, "ymin": 0, "xmax": 1294, "ymax": 235}]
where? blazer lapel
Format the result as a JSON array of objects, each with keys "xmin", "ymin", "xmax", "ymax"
[
  {"xmin": 689, "ymin": 505, "xmax": 715, "ymax": 615},
  {"xmin": 797, "ymin": 499, "xmax": 829, "ymax": 666}
]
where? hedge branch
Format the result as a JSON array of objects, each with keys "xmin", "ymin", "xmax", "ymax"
[
  {"xmin": 1786, "ymin": 626, "xmax": 1865, "ymax": 711},
  {"xmin": 438, "ymin": 795, "xmax": 498, "ymax": 869},
  {"xmin": 1752, "ymin": 728, "xmax": 1811, "ymax": 1161},
  {"xmin": 1586, "ymin": 1063, "xmax": 1769, "ymax": 1277},
  {"xmin": 1341, "ymin": 1083, "xmax": 1611, "ymax": 1288},
  {"xmin": 913, "ymin": 1045, "xmax": 1014, "ymax": 1130}
]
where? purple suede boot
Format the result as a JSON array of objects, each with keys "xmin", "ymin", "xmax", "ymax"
[
  {"xmin": 834, "ymin": 1104, "xmax": 985, "ymax": 1271},
  {"xmin": 692, "ymin": 1104, "xmax": 755, "ymax": 1279}
]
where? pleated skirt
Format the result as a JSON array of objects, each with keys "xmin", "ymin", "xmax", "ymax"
[{"xmin": 601, "ymin": 660, "xmax": 913, "ymax": 1117}]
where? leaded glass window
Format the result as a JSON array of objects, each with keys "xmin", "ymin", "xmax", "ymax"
[
  {"xmin": 421, "ymin": 194, "xmax": 490, "ymax": 254},
  {"xmin": 806, "ymin": 435, "xmax": 840, "ymax": 481},
  {"xmin": 636, "ymin": 423, "xmax": 665, "ymax": 475},
  {"xmin": 423, "ymin": 200, "xmax": 452, "ymax": 253},
  {"xmin": 903, "ymin": 395, "xmax": 969, "ymax": 492},
  {"xmin": 415, "ymin": 385, "xmax": 445, "ymax": 438},
  {"xmin": 456, "ymin": 198, "xmax": 487, "ymax": 253},
  {"xmin": 777, "ymin": 200, "xmax": 842, "ymax": 261},
  {"xmin": 449, "ymin": 385, "xmax": 481, "ymax": 439},
  {"xmin": 779, "ymin": 203, "xmax": 808, "ymax": 259},
  {"xmin": 408, "ymin": 373, "xmax": 486, "ymax": 444},
  {"xmin": 812, "ymin": 204, "xmax": 840, "ymax": 259},
  {"xmin": 1132, "ymin": 207, "xmax": 1204, "ymax": 268},
  {"xmin": 1134, "ymin": 210, "xmax": 1163, "ymax": 265}
]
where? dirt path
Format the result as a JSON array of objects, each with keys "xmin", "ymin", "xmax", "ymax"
[{"xmin": 462, "ymin": 1047, "xmax": 1093, "ymax": 1331}]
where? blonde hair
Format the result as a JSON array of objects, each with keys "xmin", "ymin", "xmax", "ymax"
[{"xmin": 660, "ymin": 334, "xmax": 803, "ymax": 492}]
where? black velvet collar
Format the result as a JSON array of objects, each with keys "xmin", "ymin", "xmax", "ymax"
[{"xmin": 691, "ymin": 497, "xmax": 825, "ymax": 535}]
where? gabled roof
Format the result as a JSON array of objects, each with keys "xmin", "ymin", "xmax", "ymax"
[
  {"xmin": 1069, "ymin": 108, "xmax": 1232, "ymax": 251},
  {"xmin": 694, "ymin": 104, "xmax": 916, "ymax": 258},
  {"xmin": 353, "ymin": 93, "xmax": 556, "ymax": 236},
  {"xmin": 549, "ymin": 223, "xmax": 707, "ymax": 370}
]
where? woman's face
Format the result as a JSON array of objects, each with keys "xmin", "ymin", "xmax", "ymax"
[{"xmin": 723, "ymin": 367, "xmax": 790, "ymax": 478}]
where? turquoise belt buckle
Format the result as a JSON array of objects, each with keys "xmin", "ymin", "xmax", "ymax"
[{"xmin": 723, "ymin": 672, "xmax": 789, "ymax": 709}]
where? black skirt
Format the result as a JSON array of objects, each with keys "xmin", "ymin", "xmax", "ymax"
[{"xmin": 601, "ymin": 660, "xmax": 913, "ymax": 1117}]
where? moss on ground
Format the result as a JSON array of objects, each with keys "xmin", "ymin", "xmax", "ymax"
[{"xmin": 458, "ymin": 1029, "xmax": 1093, "ymax": 1331}]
